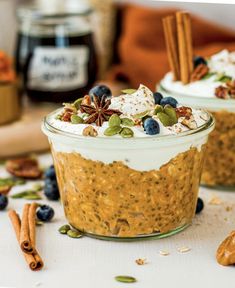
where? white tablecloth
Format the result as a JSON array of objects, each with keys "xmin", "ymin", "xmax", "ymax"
[{"xmin": 0, "ymin": 153, "xmax": 234, "ymax": 288}]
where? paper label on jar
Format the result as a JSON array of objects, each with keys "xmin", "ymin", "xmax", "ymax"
[{"xmin": 28, "ymin": 46, "xmax": 89, "ymax": 91}]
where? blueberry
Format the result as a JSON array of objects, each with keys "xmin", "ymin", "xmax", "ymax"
[
  {"xmin": 89, "ymin": 85, "xmax": 112, "ymax": 100},
  {"xmin": 45, "ymin": 165, "xmax": 56, "ymax": 180},
  {"xmin": 44, "ymin": 182, "xmax": 60, "ymax": 201},
  {"xmin": 142, "ymin": 115, "xmax": 151, "ymax": 129},
  {"xmin": 196, "ymin": 197, "xmax": 204, "ymax": 214},
  {"xmin": 143, "ymin": 118, "xmax": 160, "ymax": 135},
  {"xmin": 153, "ymin": 92, "xmax": 163, "ymax": 104},
  {"xmin": 160, "ymin": 97, "xmax": 178, "ymax": 108},
  {"xmin": 0, "ymin": 194, "xmax": 8, "ymax": 210},
  {"xmin": 193, "ymin": 56, "xmax": 207, "ymax": 68},
  {"xmin": 36, "ymin": 205, "xmax": 54, "ymax": 222}
]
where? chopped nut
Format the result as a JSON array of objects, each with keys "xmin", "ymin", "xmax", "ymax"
[
  {"xmin": 6, "ymin": 158, "xmax": 42, "ymax": 179},
  {"xmin": 175, "ymin": 106, "xmax": 192, "ymax": 120},
  {"xmin": 190, "ymin": 64, "xmax": 209, "ymax": 82},
  {"xmin": 227, "ymin": 80, "xmax": 235, "ymax": 98},
  {"xmin": 177, "ymin": 246, "xmax": 191, "ymax": 253},
  {"xmin": 215, "ymin": 85, "xmax": 228, "ymax": 99},
  {"xmin": 81, "ymin": 95, "xmax": 91, "ymax": 105},
  {"xmin": 208, "ymin": 195, "xmax": 222, "ymax": 205},
  {"xmin": 181, "ymin": 117, "xmax": 197, "ymax": 130},
  {"xmin": 159, "ymin": 250, "xmax": 170, "ymax": 256},
  {"xmin": 82, "ymin": 126, "xmax": 98, "ymax": 137},
  {"xmin": 61, "ymin": 111, "xmax": 73, "ymax": 122},
  {"xmin": 135, "ymin": 258, "xmax": 147, "ymax": 265}
]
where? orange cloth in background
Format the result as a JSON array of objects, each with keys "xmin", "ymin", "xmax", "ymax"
[{"xmin": 107, "ymin": 5, "xmax": 235, "ymax": 90}]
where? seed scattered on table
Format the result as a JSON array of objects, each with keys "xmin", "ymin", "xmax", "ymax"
[
  {"xmin": 159, "ymin": 250, "xmax": 170, "ymax": 256},
  {"xmin": 177, "ymin": 246, "xmax": 191, "ymax": 253}
]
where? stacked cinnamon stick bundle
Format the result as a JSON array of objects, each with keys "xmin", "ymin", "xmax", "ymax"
[
  {"xmin": 163, "ymin": 11, "xmax": 194, "ymax": 84},
  {"xmin": 8, "ymin": 203, "xmax": 44, "ymax": 271}
]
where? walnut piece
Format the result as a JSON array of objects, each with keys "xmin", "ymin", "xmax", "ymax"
[
  {"xmin": 190, "ymin": 64, "xmax": 209, "ymax": 82},
  {"xmin": 216, "ymin": 231, "xmax": 235, "ymax": 266},
  {"xmin": 82, "ymin": 126, "xmax": 98, "ymax": 137},
  {"xmin": 175, "ymin": 106, "xmax": 192, "ymax": 120}
]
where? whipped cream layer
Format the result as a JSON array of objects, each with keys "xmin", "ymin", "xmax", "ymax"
[
  {"xmin": 44, "ymin": 85, "xmax": 212, "ymax": 171},
  {"xmin": 48, "ymin": 85, "xmax": 208, "ymax": 138},
  {"xmin": 161, "ymin": 50, "xmax": 235, "ymax": 99}
]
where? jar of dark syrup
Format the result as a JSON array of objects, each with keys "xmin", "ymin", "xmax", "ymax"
[{"xmin": 15, "ymin": 1, "xmax": 98, "ymax": 102}]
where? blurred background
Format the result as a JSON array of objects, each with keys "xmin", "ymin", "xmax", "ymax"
[{"xmin": 0, "ymin": 0, "xmax": 234, "ymax": 158}]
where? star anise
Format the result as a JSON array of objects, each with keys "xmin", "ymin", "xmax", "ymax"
[{"xmin": 80, "ymin": 95, "xmax": 121, "ymax": 126}]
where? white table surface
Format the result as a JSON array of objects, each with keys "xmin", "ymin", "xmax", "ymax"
[{"xmin": 0, "ymin": 153, "xmax": 234, "ymax": 288}]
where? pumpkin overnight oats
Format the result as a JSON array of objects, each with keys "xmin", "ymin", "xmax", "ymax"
[
  {"xmin": 160, "ymin": 50, "xmax": 235, "ymax": 188},
  {"xmin": 42, "ymin": 84, "xmax": 214, "ymax": 239}
]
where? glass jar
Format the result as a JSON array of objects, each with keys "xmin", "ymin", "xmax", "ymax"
[
  {"xmin": 159, "ymin": 78, "xmax": 235, "ymax": 189},
  {"xmin": 15, "ymin": 2, "xmax": 98, "ymax": 103},
  {"xmin": 42, "ymin": 108, "xmax": 214, "ymax": 240}
]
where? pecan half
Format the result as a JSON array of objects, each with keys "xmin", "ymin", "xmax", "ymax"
[
  {"xmin": 215, "ymin": 86, "xmax": 228, "ymax": 99},
  {"xmin": 216, "ymin": 230, "xmax": 235, "ymax": 266},
  {"xmin": 6, "ymin": 158, "xmax": 42, "ymax": 179},
  {"xmin": 190, "ymin": 64, "xmax": 209, "ymax": 82},
  {"xmin": 175, "ymin": 106, "xmax": 192, "ymax": 120}
]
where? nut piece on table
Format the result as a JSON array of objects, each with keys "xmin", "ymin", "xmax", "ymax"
[
  {"xmin": 216, "ymin": 231, "xmax": 235, "ymax": 266},
  {"xmin": 6, "ymin": 158, "xmax": 42, "ymax": 179}
]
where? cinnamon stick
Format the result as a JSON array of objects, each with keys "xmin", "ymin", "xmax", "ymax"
[
  {"xmin": 20, "ymin": 204, "xmax": 34, "ymax": 254},
  {"xmin": 163, "ymin": 16, "xmax": 180, "ymax": 81},
  {"xmin": 8, "ymin": 209, "xmax": 43, "ymax": 271},
  {"xmin": 183, "ymin": 12, "xmax": 194, "ymax": 76},
  {"xmin": 28, "ymin": 202, "xmax": 38, "ymax": 247},
  {"xmin": 176, "ymin": 11, "xmax": 189, "ymax": 84}
]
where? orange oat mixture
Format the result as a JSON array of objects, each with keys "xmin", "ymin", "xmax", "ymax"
[
  {"xmin": 201, "ymin": 110, "xmax": 235, "ymax": 187},
  {"xmin": 52, "ymin": 146, "xmax": 206, "ymax": 238}
]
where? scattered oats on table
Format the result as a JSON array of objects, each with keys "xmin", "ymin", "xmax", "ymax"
[
  {"xmin": 208, "ymin": 195, "xmax": 222, "ymax": 205},
  {"xmin": 159, "ymin": 250, "xmax": 170, "ymax": 256},
  {"xmin": 177, "ymin": 246, "xmax": 191, "ymax": 253}
]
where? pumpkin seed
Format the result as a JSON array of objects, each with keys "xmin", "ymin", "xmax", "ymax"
[
  {"xmin": 73, "ymin": 98, "xmax": 83, "ymax": 109},
  {"xmin": 11, "ymin": 190, "xmax": 40, "ymax": 199},
  {"xmin": 59, "ymin": 224, "xmax": 71, "ymax": 234},
  {"xmin": 24, "ymin": 193, "xmax": 42, "ymax": 200},
  {"xmin": 36, "ymin": 220, "xmax": 44, "ymax": 226},
  {"xmin": 115, "ymin": 275, "xmax": 137, "ymax": 283},
  {"xmin": 202, "ymin": 72, "xmax": 216, "ymax": 80},
  {"xmin": 154, "ymin": 104, "xmax": 163, "ymax": 115},
  {"xmin": 32, "ymin": 183, "xmax": 44, "ymax": 191},
  {"xmin": 133, "ymin": 110, "xmax": 150, "ymax": 119},
  {"xmin": 164, "ymin": 105, "xmax": 178, "ymax": 124},
  {"xmin": 67, "ymin": 229, "xmax": 83, "ymax": 238},
  {"xmin": 104, "ymin": 126, "xmax": 122, "ymax": 136},
  {"xmin": 109, "ymin": 114, "xmax": 121, "ymax": 127},
  {"xmin": 215, "ymin": 73, "xmax": 232, "ymax": 83},
  {"xmin": 121, "ymin": 89, "xmax": 137, "ymax": 94},
  {"xmin": 157, "ymin": 112, "xmax": 172, "ymax": 127},
  {"xmin": 71, "ymin": 115, "xmax": 84, "ymax": 124},
  {"xmin": 121, "ymin": 118, "xmax": 135, "ymax": 127},
  {"xmin": 120, "ymin": 127, "xmax": 134, "ymax": 138}
]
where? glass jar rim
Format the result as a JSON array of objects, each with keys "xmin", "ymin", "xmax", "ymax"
[
  {"xmin": 42, "ymin": 108, "xmax": 215, "ymax": 146},
  {"xmin": 159, "ymin": 76, "xmax": 235, "ymax": 110},
  {"xmin": 17, "ymin": 4, "xmax": 93, "ymax": 21}
]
